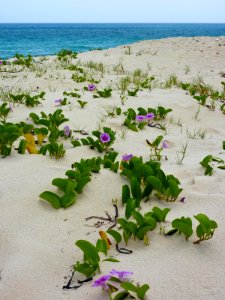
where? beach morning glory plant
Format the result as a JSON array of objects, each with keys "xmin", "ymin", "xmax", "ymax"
[
  {"xmin": 71, "ymin": 127, "xmax": 116, "ymax": 153},
  {"xmin": 146, "ymin": 135, "xmax": 168, "ymax": 161},
  {"xmin": 92, "ymin": 270, "xmax": 150, "ymax": 300}
]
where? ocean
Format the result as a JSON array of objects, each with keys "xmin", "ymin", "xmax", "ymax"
[{"xmin": 0, "ymin": 23, "xmax": 225, "ymax": 59}]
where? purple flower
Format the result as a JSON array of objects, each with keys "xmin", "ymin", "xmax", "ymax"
[
  {"xmin": 54, "ymin": 99, "xmax": 62, "ymax": 106},
  {"xmin": 162, "ymin": 141, "xmax": 169, "ymax": 149},
  {"xmin": 88, "ymin": 84, "xmax": 96, "ymax": 91},
  {"xmin": 122, "ymin": 154, "xmax": 133, "ymax": 162},
  {"xmin": 0, "ymin": 60, "xmax": 2, "ymax": 65},
  {"xmin": 100, "ymin": 132, "xmax": 110, "ymax": 143},
  {"xmin": 145, "ymin": 113, "xmax": 154, "ymax": 120},
  {"xmin": 136, "ymin": 115, "xmax": 146, "ymax": 122},
  {"xmin": 92, "ymin": 275, "xmax": 110, "ymax": 290},
  {"xmin": 64, "ymin": 125, "xmax": 71, "ymax": 137},
  {"xmin": 109, "ymin": 269, "xmax": 133, "ymax": 280}
]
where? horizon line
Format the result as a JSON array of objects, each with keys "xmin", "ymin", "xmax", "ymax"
[{"xmin": 0, "ymin": 22, "xmax": 225, "ymax": 24}]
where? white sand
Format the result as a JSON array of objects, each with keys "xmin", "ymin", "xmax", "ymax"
[{"xmin": 0, "ymin": 37, "xmax": 225, "ymax": 300}]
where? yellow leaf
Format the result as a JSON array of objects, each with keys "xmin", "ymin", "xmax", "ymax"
[
  {"xmin": 24, "ymin": 133, "xmax": 39, "ymax": 154},
  {"xmin": 37, "ymin": 133, "xmax": 45, "ymax": 145},
  {"xmin": 99, "ymin": 230, "xmax": 112, "ymax": 250}
]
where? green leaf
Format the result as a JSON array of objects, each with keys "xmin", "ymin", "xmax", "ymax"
[
  {"xmin": 71, "ymin": 140, "xmax": 81, "ymax": 147},
  {"xmin": 194, "ymin": 213, "xmax": 217, "ymax": 237},
  {"xmin": 74, "ymin": 262, "xmax": 95, "ymax": 277},
  {"xmin": 200, "ymin": 155, "xmax": 212, "ymax": 168},
  {"xmin": 75, "ymin": 240, "xmax": 100, "ymax": 265},
  {"xmin": 107, "ymin": 229, "xmax": 122, "ymax": 244},
  {"xmin": 39, "ymin": 191, "xmax": 61, "ymax": 209},
  {"xmin": 168, "ymin": 179, "xmax": 181, "ymax": 198},
  {"xmin": 122, "ymin": 185, "xmax": 130, "ymax": 205},
  {"xmin": 125, "ymin": 198, "xmax": 136, "ymax": 219},
  {"xmin": 147, "ymin": 176, "xmax": 162, "ymax": 191},
  {"xmin": 218, "ymin": 165, "xmax": 225, "ymax": 170},
  {"xmin": 61, "ymin": 192, "xmax": 76, "ymax": 208},
  {"xmin": 76, "ymin": 176, "xmax": 91, "ymax": 194},
  {"xmin": 151, "ymin": 207, "xmax": 170, "ymax": 222},
  {"xmin": 137, "ymin": 284, "xmax": 150, "ymax": 299},
  {"xmin": 136, "ymin": 225, "xmax": 153, "ymax": 240},
  {"xmin": 102, "ymin": 257, "xmax": 120, "ymax": 262},
  {"xmin": 152, "ymin": 135, "xmax": 163, "ymax": 148},
  {"xmin": 96, "ymin": 239, "xmax": 107, "ymax": 255},
  {"xmin": 126, "ymin": 221, "xmax": 138, "ymax": 235},
  {"xmin": 205, "ymin": 165, "xmax": 213, "ymax": 176},
  {"xmin": 132, "ymin": 211, "xmax": 144, "ymax": 227},
  {"xmin": 120, "ymin": 282, "xmax": 137, "ymax": 292},
  {"xmin": 223, "ymin": 141, "xmax": 225, "ymax": 150},
  {"xmin": 52, "ymin": 178, "xmax": 76, "ymax": 194},
  {"xmin": 18, "ymin": 139, "xmax": 27, "ymax": 154},
  {"xmin": 130, "ymin": 177, "xmax": 142, "ymax": 202},
  {"xmin": 112, "ymin": 291, "xmax": 129, "ymax": 300},
  {"xmin": 172, "ymin": 217, "xmax": 193, "ymax": 239}
]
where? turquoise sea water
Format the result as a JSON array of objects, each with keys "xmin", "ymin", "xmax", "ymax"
[{"xmin": 0, "ymin": 23, "xmax": 225, "ymax": 59}]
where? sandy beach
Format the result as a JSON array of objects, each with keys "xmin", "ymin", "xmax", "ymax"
[{"xmin": 0, "ymin": 36, "xmax": 225, "ymax": 300}]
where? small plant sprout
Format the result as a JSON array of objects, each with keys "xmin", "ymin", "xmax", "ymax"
[
  {"xmin": 146, "ymin": 135, "xmax": 168, "ymax": 161},
  {"xmin": 164, "ymin": 74, "xmax": 179, "ymax": 88},
  {"xmin": 77, "ymin": 100, "xmax": 88, "ymax": 108},
  {"xmin": 93, "ymin": 88, "xmax": 112, "ymax": 98},
  {"xmin": 103, "ymin": 105, "xmax": 122, "ymax": 118},
  {"xmin": 176, "ymin": 142, "xmax": 188, "ymax": 165},
  {"xmin": 193, "ymin": 214, "xmax": 218, "ymax": 244},
  {"xmin": 186, "ymin": 128, "xmax": 207, "ymax": 139},
  {"xmin": 120, "ymin": 94, "xmax": 128, "ymax": 106},
  {"xmin": 0, "ymin": 123, "xmax": 20, "ymax": 157},
  {"xmin": 73, "ymin": 239, "xmax": 119, "ymax": 278},
  {"xmin": 0, "ymin": 103, "xmax": 11, "ymax": 123},
  {"xmin": 165, "ymin": 213, "xmax": 218, "ymax": 244},
  {"xmin": 171, "ymin": 216, "xmax": 193, "ymax": 240},
  {"xmin": 200, "ymin": 155, "xmax": 225, "ymax": 175},
  {"xmin": 118, "ymin": 127, "xmax": 128, "ymax": 141}
]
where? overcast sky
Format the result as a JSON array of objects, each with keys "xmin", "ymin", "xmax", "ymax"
[{"xmin": 0, "ymin": 0, "xmax": 225, "ymax": 23}]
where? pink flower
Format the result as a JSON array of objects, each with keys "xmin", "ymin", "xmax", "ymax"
[
  {"xmin": 162, "ymin": 141, "xmax": 169, "ymax": 149},
  {"xmin": 136, "ymin": 115, "xmax": 146, "ymax": 122},
  {"xmin": 54, "ymin": 99, "xmax": 62, "ymax": 106},
  {"xmin": 145, "ymin": 113, "xmax": 154, "ymax": 120},
  {"xmin": 88, "ymin": 84, "xmax": 96, "ymax": 91},
  {"xmin": 100, "ymin": 132, "xmax": 110, "ymax": 143},
  {"xmin": 109, "ymin": 269, "xmax": 133, "ymax": 280},
  {"xmin": 92, "ymin": 275, "xmax": 110, "ymax": 290},
  {"xmin": 64, "ymin": 126, "xmax": 71, "ymax": 137},
  {"xmin": 122, "ymin": 154, "xmax": 133, "ymax": 162}
]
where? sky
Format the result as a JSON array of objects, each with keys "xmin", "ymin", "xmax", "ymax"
[{"xmin": 0, "ymin": 0, "xmax": 225, "ymax": 23}]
